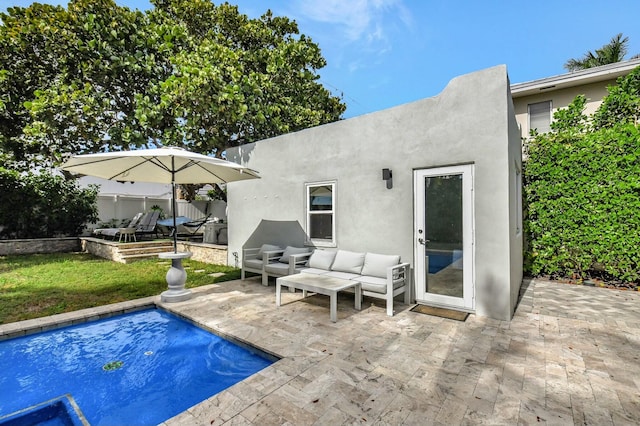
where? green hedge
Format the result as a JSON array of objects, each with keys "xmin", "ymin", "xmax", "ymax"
[
  {"xmin": 0, "ymin": 168, "xmax": 99, "ymax": 239},
  {"xmin": 524, "ymin": 66, "xmax": 640, "ymax": 283},
  {"xmin": 524, "ymin": 124, "xmax": 640, "ymax": 282}
]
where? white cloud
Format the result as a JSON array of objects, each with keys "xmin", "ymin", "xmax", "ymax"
[{"xmin": 293, "ymin": 0, "xmax": 413, "ymax": 44}]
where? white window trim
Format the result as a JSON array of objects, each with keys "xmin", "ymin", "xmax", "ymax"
[{"xmin": 304, "ymin": 180, "xmax": 336, "ymax": 247}]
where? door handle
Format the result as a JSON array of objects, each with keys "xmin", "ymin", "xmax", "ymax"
[{"xmin": 418, "ymin": 238, "xmax": 430, "ymax": 245}]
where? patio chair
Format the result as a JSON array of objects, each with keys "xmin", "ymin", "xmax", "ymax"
[
  {"xmin": 94, "ymin": 212, "xmax": 144, "ymax": 241},
  {"xmin": 135, "ymin": 211, "xmax": 161, "ymax": 239},
  {"xmin": 263, "ymin": 246, "xmax": 313, "ymax": 285},
  {"xmin": 241, "ymin": 244, "xmax": 284, "ymax": 283}
]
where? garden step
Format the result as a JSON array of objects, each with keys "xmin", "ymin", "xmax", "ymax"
[
  {"xmin": 120, "ymin": 252, "xmax": 171, "ymax": 264},
  {"xmin": 118, "ymin": 245, "xmax": 174, "ymax": 256}
]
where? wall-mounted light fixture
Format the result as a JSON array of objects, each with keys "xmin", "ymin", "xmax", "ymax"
[{"xmin": 382, "ymin": 168, "xmax": 393, "ymax": 189}]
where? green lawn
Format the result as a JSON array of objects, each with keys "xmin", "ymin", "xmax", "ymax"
[{"xmin": 0, "ymin": 252, "xmax": 241, "ymax": 324}]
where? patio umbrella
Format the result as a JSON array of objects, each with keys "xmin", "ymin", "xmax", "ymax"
[{"xmin": 60, "ymin": 146, "xmax": 259, "ymax": 253}]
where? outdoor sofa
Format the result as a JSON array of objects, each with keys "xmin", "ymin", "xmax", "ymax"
[{"xmin": 242, "ymin": 245, "xmax": 411, "ymax": 316}]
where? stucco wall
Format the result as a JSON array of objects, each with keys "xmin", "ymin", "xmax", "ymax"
[{"xmin": 227, "ymin": 65, "xmax": 522, "ymax": 321}]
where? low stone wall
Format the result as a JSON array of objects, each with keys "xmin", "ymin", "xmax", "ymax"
[
  {"xmin": 178, "ymin": 242, "xmax": 227, "ymax": 265},
  {"xmin": 0, "ymin": 237, "xmax": 80, "ymax": 256},
  {"xmin": 81, "ymin": 238, "xmax": 120, "ymax": 262}
]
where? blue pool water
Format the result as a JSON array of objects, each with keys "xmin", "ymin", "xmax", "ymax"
[
  {"xmin": 0, "ymin": 309, "xmax": 274, "ymax": 426},
  {"xmin": 427, "ymin": 250, "xmax": 463, "ymax": 274}
]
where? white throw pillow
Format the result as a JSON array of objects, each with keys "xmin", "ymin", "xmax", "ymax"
[
  {"xmin": 361, "ymin": 253, "xmax": 401, "ymax": 278},
  {"xmin": 257, "ymin": 244, "xmax": 282, "ymax": 260},
  {"xmin": 307, "ymin": 250, "xmax": 337, "ymax": 270},
  {"xmin": 279, "ymin": 246, "xmax": 309, "ymax": 263},
  {"xmin": 330, "ymin": 250, "xmax": 365, "ymax": 274}
]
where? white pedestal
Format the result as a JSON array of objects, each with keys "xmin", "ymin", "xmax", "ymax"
[{"xmin": 159, "ymin": 252, "xmax": 193, "ymax": 302}]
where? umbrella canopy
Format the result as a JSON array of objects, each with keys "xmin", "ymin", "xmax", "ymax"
[
  {"xmin": 61, "ymin": 146, "xmax": 259, "ymax": 252},
  {"xmin": 60, "ymin": 146, "xmax": 259, "ymax": 184}
]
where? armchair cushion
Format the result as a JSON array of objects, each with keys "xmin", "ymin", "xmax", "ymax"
[
  {"xmin": 264, "ymin": 262, "xmax": 290, "ymax": 274},
  {"xmin": 307, "ymin": 250, "xmax": 336, "ymax": 270},
  {"xmin": 258, "ymin": 244, "xmax": 282, "ymax": 260},
  {"xmin": 243, "ymin": 258, "xmax": 264, "ymax": 270},
  {"xmin": 279, "ymin": 246, "xmax": 309, "ymax": 263},
  {"xmin": 330, "ymin": 250, "xmax": 365, "ymax": 274},
  {"xmin": 361, "ymin": 253, "xmax": 401, "ymax": 278}
]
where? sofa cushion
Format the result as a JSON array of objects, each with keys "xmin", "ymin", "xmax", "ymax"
[
  {"xmin": 325, "ymin": 271, "xmax": 361, "ymax": 280},
  {"xmin": 361, "ymin": 253, "xmax": 401, "ymax": 278},
  {"xmin": 330, "ymin": 250, "xmax": 365, "ymax": 274},
  {"xmin": 358, "ymin": 275, "xmax": 405, "ymax": 294},
  {"xmin": 358, "ymin": 275, "xmax": 388, "ymax": 293},
  {"xmin": 300, "ymin": 267, "xmax": 331, "ymax": 275},
  {"xmin": 279, "ymin": 246, "xmax": 309, "ymax": 263},
  {"xmin": 307, "ymin": 250, "xmax": 337, "ymax": 270},
  {"xmin": 258, "ymin": 244, "xmax": 282, "ymax": 260}
]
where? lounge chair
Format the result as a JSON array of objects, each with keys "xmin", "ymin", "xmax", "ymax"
[
  {"xmin": 94, "ymin": 212, "xmax": 144, "ymax": 241},
  {"xmin": 176, "ymin": 214, "xmax": 212, "ymax": 238},
  {"xmin": 157, "ymin": 215, "xmax": 211, "ymax": 239},
  {"xmin": 135, "ymin": 211, "xmax": 161, "ymax": 239}
]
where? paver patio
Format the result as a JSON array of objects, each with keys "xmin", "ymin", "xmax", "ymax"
[
  {"xmin": 158, "ymin": 277, "xmax": 640, "ymax": 425},
  {"xmin": 3, "ymin": 277, "xmax": 639, "ymax": 425}
]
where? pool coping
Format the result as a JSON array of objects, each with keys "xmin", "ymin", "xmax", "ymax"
[{"xmin": 0, "ymin": 297, "xmax": 157, "ymax": 341}]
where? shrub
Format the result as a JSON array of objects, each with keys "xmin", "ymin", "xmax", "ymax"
[
  {"xmin": 0, "ymin": 168, "xmax": 99, "ymax": 238},
  {"xmin": 523, "ymin": 66, "xmax": 640, "ymax": 283}
]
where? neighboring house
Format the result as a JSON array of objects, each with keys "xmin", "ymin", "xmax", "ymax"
[
  {"xmin": 227, "ymin": 65, "xmax": 523, "ymax": 321},
  {"xmin": 511, "ymin": 58, "xmax": 640, "ymax": 136}
]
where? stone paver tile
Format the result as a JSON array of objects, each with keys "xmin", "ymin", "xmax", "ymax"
[
  {"xmin": 492, "ymin": 388, "xmax": 520, "ymax": 424},
  {"xmin": 311, "ymin": 406, "xmax": 356, "ymax": 425},
  {"xmin": 472, "ymin": 365, "xmax": 502, "ymax": 403},
  {"xmin": 434, "ymin": 394, "xmax": 468, "ymax": 425},
  {"xmin": 519, "ymin": 398, "xmax": 574, "ymax": 425},
  {"xmin": 582, "ymin": 403, "xmax": 614, "ymax": 426}
]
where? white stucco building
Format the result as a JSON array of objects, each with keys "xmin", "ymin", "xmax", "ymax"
[{"xmin": 227, "ymin": 65, "xmax": 523, "ymax": 321}]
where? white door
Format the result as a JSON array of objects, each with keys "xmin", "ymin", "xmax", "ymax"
[{"xmin": 414, "ymin": 165, "xmax": 474, "ymax": 310}]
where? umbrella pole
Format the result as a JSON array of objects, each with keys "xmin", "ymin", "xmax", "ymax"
[{"xmin": 171, "ymin": 181, "xmax": 178, "ymax": 253}]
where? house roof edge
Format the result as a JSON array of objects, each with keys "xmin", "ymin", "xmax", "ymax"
[{"xmin": 510, "ymin": 58, "xmax": 640, "ymax": 97}]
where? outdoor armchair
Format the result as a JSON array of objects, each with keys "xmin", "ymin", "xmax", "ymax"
[
  {"xmin": 241, "ymin": 244, "xmax": 284, "ymax": 282},
  {"xmin": 263, "ymin": 246, "xmax": 313, "ymax": 286}
]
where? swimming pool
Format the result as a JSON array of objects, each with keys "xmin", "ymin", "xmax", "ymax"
[
  {"xmin": 427, "ymin": 250, "xmax": 463, "ymax": 274},
  {"xmin": 0, "ymin": 309, "xmax": 274, "ymax": 425}
]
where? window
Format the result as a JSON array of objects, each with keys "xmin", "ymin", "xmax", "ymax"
[
  {"xmin": 528, "ymin": 100, "xmax": 552, "ymax": 133},
  {"xmin": 305, "ymin": 181, "xmax": 336, "ymax": 246}
]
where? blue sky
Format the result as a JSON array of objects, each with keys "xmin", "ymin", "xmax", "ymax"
[{"xmin": 3, "ymin": 0, "xmax": 640, "ymax": 118}]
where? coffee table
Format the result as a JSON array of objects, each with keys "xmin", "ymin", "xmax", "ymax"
[{"xmin": 276, "ymin": 274, "xmax": 362, "ymax": 322}]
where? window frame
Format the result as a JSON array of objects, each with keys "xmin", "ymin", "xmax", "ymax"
[
  {"xmin": 528, "ymin": 100, "xmax": 552, "ymax": 133},
  {"xmin": 304, "ymin": 180, "xmax": 336, "ymax": 247}
]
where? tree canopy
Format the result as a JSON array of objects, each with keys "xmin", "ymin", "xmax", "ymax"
[
  {"xmin": 0, "ymin": 0, "xmax": 346, "ymax": 172},
  {"xmin": 564, "ymin": 33, "xmax": 640, "ymax": 72}
]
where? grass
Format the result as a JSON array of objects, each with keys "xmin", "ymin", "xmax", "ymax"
[{"xmin": 0, "ymin": 252, "xmax": 241, "ymax": 324}]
